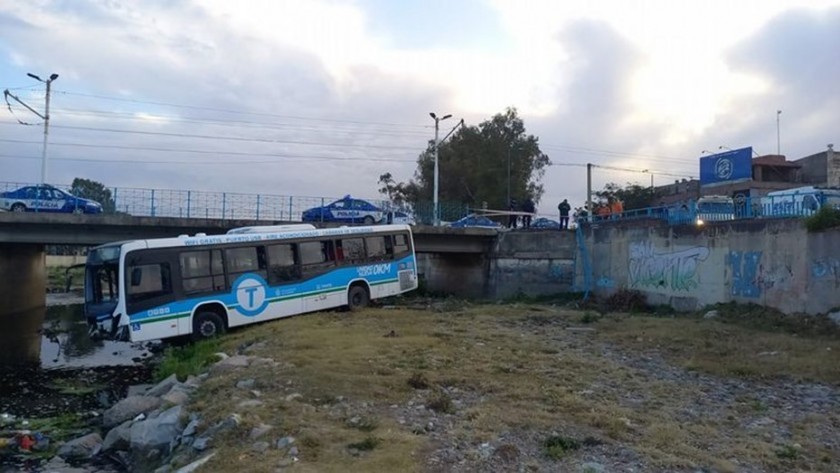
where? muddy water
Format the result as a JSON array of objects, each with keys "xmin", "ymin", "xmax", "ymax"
[{"xmin": 0, "ymin": 297, "xmax": 158, "ymax": 419}]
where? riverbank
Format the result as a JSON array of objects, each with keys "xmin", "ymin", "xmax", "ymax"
[{"xmin": 138, "ymin": 301, "xmax": 840, "ymax": 472}]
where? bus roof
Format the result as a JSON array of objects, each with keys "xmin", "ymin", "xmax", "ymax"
[{"xmin": 111, "ymin": 224, "xmax": 414, "ymax": 252}]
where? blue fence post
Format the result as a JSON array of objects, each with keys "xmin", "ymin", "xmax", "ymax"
[
  {"xmin": 187, "ymin": 191, "xmax": 191, "ymax": 219},
  {"xmin": 256, "ymin": 194, "xmax": 261, "ymax": 220},
  {"xmin": 289, "ymin": 197, "xmax": 293, "ymax": 222},
  {"xmin": 222, "ymin": 193, "xmax": 227, "ymax": 220},
  {"xmin": 320, "ymin": 198, "xmax": 325, "ymax": 223},
  {"xmin": 151, "ymin": 189, "xmax": 156, "ymax": 217},
  {"xmin": 112, "ymin": 187, "xmax": 118, "ymax": 214}
]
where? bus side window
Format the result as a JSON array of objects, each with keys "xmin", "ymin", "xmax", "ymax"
[
  {"xmin": 127, "ymin": 263, "xmax": 172, "ymax": 302},
  {"xmin": 180, "ymin": 250, "xmax": 226, "ymax": 294},
  {"xmin": 266, "ymin": 244, "xmax": 300, "ymax": 284},
  {"xmin": 365, "ymin": 236, "xmax": 387, "ymax": 260},
  {"xmin": 225, "ymin": 246, "xmax": 266, "ymax": 285},
  {"xmin": 340, "ymin": 238, "xmax": 365, "ymax": 263},
  {"xmin": 393, "ymin": 233, "xmax": 410, "ymax": 255}
]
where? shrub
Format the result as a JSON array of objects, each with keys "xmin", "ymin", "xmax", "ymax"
[
  {"xmin": 604, "ymin": 289, "xmax": 648, "ymax": 312},
  {"xmin": 805, "ymin": 206, "xmax": 840, "ymax": 232},
  {"xmin": 543, "ymin": 435, "xmax": 581, "ymax": 460}
]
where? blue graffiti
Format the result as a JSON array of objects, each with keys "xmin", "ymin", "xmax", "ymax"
[
  {"xmin": 596, "ymin": 276, "xmax": 616, "ymax": 288},
  {"xmin": 729, "ymin": 251, "xmax": 762, "ymax": 298}
]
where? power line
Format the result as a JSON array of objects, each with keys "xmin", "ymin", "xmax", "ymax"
[
  {"xmin": 54, "ymin": 90, "xmax": 432, "ymax": 130},
  {"xmin": 49, "ymin": 107, "xmax": 432, "ymax": 137},
  {"xmin": 0, "ymin": 143, "xmax": 416, "ymax": 164}
]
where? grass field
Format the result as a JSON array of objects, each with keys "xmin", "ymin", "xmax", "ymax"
[{"xmin": 174, "ymin": 301, "xmax": 840, "ymax": 472}]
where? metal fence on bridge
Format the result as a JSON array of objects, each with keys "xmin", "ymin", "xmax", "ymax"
[
  {"xmin": 585, "ymin": 190, "xmax": 839, "ymax": 226},
  {"xmin": 0, "ymin": 181, "xmax": 471, "ymax": 225}
]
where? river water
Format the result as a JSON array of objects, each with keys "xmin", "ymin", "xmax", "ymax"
[{"xmin": 0, "ymin": 296, "xmax": 157, "ymax": 423}]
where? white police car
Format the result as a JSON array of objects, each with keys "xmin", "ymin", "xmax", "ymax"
[
  {"xmin": 301, "ymin": 195, "xmax": 383, "ymax": 224},
  {"xmin": 0, "ymin": 184, "xmax": 103, "ymax": 214}
]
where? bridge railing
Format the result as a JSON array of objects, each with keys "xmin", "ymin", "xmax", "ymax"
[
  {"xmin": 0, "ymin": 181, "xmax": 471, "ymax": 224},
  {"xmin": 582, "ymin": 191, "xmax": 838, "ymax": 226}
]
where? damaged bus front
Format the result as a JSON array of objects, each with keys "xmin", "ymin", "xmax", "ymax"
[{"xmin": 84, "ymin": 243, "xmax": 129, "ymax": 340}]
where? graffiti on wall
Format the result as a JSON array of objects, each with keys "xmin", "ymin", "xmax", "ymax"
[
  {"xmin": 728, "ymin": 250, "xmax": 762, "ymax": 298},
  {"xmin": 812, "ymin": 258, "xmax": 840, "ymax": 287},
  {"xmin": 628, "ymin": 241, "xmax": 710, "ymax": 291}
]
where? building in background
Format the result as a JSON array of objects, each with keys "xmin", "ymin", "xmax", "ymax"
[{"xmin": 653, "ymin": 144, "xmax": 839, "ymax": 206}]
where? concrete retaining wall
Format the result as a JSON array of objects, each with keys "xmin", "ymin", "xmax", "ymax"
[{"xmin": 586, "ymin": 218, "xmax": 840, "ymax": 314}]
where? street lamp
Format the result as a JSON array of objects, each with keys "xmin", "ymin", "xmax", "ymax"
[
  {"xmin": 429, "ymin": 112, "xmax": 451, "ymax": 226},
  {"xmin": 27, "ymin": 72, "xmax": 59, "ymax": 184}
]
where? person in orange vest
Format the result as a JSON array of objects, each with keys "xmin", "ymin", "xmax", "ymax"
[{"xmin": 610, "ymin": 198, "xmax": 624, "ymax": 218}]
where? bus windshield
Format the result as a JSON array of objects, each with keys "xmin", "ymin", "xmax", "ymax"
[{"xmin": 85, "ymin": 246, "xmax": 121, "ymax": 313}]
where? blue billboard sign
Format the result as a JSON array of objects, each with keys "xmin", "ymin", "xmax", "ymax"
[{"xmin": 700, "ymin": 147, "xmax": 752, "ymax": 186}]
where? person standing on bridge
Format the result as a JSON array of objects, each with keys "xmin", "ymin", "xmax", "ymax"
[
  {"xmin": 522, "ymin": 197, "xmax": 535, "ymax": 228},
  {"xmin": 558, "ymin": 199, "xmax": 571, "ymax": 230}
]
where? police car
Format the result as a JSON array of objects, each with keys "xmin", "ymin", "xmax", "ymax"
[
  {"xmin": 0, "ymin": 184, "xmax": 103, "ymax": 214},
  {"xmin": 301, "ymin": 195, "xmax": 383, "ymax": 224}
]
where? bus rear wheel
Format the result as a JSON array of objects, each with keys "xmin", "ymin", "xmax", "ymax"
[
  {"xmin": 192, "ymin": 311, "xmax": 225, "ymax": 341},
  {"xmin": 348, "ymin": 285, "xmax": 369, "ymax": 311}
]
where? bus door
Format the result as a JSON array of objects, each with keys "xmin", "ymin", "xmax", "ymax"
[{"xmin": 265, "ymin": 243, "xmax": 304, "ymax": 317}]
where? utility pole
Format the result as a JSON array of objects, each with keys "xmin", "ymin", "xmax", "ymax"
[
  {"xmin": 3, "ymin": 72, "xmax": 59, "ymax": 183},
  {"xmin": 507, "ymin": 146, "xmax": 511, "ymax": 207},
  {"xmin": 776, "ymin": 110, "xmax": 782, "ymax": 156},
  {"xmin": 586, "ymin": 163, "xmax": 592, "ymax": 215},
  {"xmin": 429, "ymin": 112, "xmax": 451, "ymax": 226}
]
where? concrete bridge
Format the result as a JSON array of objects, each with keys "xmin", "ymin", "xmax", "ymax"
[{"xmin": 2, "ymin": 213, "xmax": 580, "ymax": 365}]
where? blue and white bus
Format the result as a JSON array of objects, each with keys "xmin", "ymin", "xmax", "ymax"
[{"xmin": 84, "ymin": 224, "xmax": 418, "ymax": 342}]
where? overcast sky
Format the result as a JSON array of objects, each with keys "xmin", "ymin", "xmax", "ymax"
[{"xmin": 1, "ymin": 0, "xmax": 838, "ymax": 216}]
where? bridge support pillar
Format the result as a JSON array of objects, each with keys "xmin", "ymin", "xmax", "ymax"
[{"xmin": 0, "ymin": 244, "xmax": 46, "ymax": 367}]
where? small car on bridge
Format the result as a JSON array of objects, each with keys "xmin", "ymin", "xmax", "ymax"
[{"xmin": 0, "ymin": 184, "xmax": 103, "ymax": 214}]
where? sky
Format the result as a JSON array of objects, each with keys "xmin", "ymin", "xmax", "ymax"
[{"xmin": 1, "ymin": 0, "xmax": 838, "ymax": 217}]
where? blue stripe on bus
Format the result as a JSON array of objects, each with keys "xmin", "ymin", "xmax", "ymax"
[{"xmin": 129, "ymin": 257, "xmax": 414, "ymax": 324}]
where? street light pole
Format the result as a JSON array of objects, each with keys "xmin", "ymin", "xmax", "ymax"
[
  {"xmin": 776, "ymin": 110, "xmax": 782, "ymax": 155},
  {"xmin": 429, "ymin": 112, "xmax": 451, "ymax": 226},
  {"xmin": 507, "ymin": 146, "xmax": 511, "ymax": 207},
  {"xmin": 27, "ymin": 73, "xmax": 59, "ymax": 184}
]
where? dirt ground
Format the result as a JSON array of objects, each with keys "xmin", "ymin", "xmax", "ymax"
[{"xmin": 182, "ymin": 300, "xmax": 840, "ymax": 473}]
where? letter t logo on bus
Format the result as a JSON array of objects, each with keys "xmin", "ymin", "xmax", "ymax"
[{"xmin": 233, "ymin": 274, "xmax": 269, "ymax": 317}]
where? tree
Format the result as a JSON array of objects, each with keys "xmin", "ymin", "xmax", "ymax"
[
  {"xmin": 379, "ymin": 108, "xmax": 551, "ymax": 220},
  {"xmin": 594, "ymin": 182, "xmax": 658, "ymax": 211},
  {"xmin": 70, "ymin": 177, "xmax": 116, "ymax": 213}
]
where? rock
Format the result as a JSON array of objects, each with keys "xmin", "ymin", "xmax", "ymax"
[
  {"xmin": 57, "ymin": 432, "xmax": 103, "ymax": 459},
  {"xmin": 154, "ymin": 466, "xmax": 172, "ymax": 473},
  {"xmin": 127, "ymin": 383, "xmax": 154, "ymax": 397},
  {"xmin": 285, "ymin": 393, "xmax": 302, "ymax": 402},
  {"xmin": 182, "ymin": 418, "xmax": 201, "ymax": 437},
  {"xmin": 130, "ymin": 405, "xmax": 184, "ymax": 455},
  {"xmin": 276, "ymin": 436, "xmax": 295, "ymax": 450},
  {"xmin": 288, "ymin": 446, "xmax": 299, "ymax": 456},
  {"xmin": 581, "ymin": 462, "xmax": 606, "ymax": 473},
  {"xmin": 145, "ymin": 373, "xmax": 180, "ymax": 398},
  {"xmin": 236, "ymin": 378, "xmax": 256, "ymax": 389},
  {"xmin": 241, "ymin": 341, "xmax": 267, "ymax": 354},
  {"xmin": 828, "ymin": 311, "xmax": 840, "ymax": 326},
  {"xmin": 161, "ymin": 385, "xmax": 192, "ymax": 405},
  {"xmin": 103, "ymin": 419, "xmax": 133, "ymax": 451},
  {"xmin": 249, "ymin": 423, "xmax": 273, "ymax": 439},
  {"xmin": 192, "ymin": 437, "xmax": 210, "ymax": 451},
  {"xmin": 703, "ymin": 310, "xmax": 719, "ymax": 319},
  {"xmin": 212, "ymin": 355, "xmax": 250, "ymax": 372},
  {"xmin": 103, "ymin": 395, "xmax": 163, "ymax": 428},
  {"xmin": 237, "ymin": 399, "xmax": 264, "ymax": 408},
  {"xmin": 251, "ymin": 357, "xmax": 278, "ymax": 367},
  {"xmin": 175, "ymin": 453, "xmax": 216, "ymax": 473},
  {"xmin": 251, "ymin": 441, "xmax": 270, "ymax": 453}
]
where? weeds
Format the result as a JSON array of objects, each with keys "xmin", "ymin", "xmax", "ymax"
[
  {"xmin": 407, "ymin": 372, "xmax": 431, "ymax": 390},
  {"xmin": 154, "ymin": 339, "xmax": 221, "ymax": 381},
  {"xmin": 348, "ymin": 436, "xmax": 380, "ymax": 451},
  {"xmin": 805, "ymin": 206, "xmax": 840, "ymax": 232},
  {"xmin": 604, "ymin": 289, "xmax": 648, "ymax": 312},
  {"xmin": 543, "ymin": 435, "xmax": 581, "ymax": 460},
  {"xmin": 426, "ymin": 388, "xmax": 455, "ymax": 414}
]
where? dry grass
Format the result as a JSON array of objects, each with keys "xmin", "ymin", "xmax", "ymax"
[{"xmin": 180, "ymin": 304, "xmax": 840, "ymax": 472}]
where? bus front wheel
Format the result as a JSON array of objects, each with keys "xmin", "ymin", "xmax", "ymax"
[
  {"xmin": 193, "ymin": 311, "xmax": 225, "ymax": 341},
  {"xmin": 348, "ymin": 286, "xmax": 369, "ymax": 311}
]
